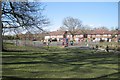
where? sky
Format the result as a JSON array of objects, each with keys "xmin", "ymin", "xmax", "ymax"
[
  {"xmin": 29, "ymin": 0, "xmax": 119, "ymax": 2},
  {"xmin": 41, "ymin": 2, "xmax": 118, "ymax": 31}
]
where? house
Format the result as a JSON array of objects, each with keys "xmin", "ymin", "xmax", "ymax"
[
  {"xmin": 17, "ymin": 29, "xmax": 119, "ymax": 42},
  {"xmin": 44, "ymin": 29, "xmax": 119, "ymax": 42}
]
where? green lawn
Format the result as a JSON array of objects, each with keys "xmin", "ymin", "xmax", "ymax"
[{"xmin": 2, "ymin": 43, "xmax": 119, "ymax": 79}]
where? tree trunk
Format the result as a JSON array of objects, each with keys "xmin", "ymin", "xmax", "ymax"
[
  {"xmin": 72, "ymin": 34, "xmax": 74, "ymax": 41},
  {"xmin": 0, "ymin": 1, "xmax": 1, "ymax": 79},
  {"xmin": 0, "ymin": 1, "xmax": 2, "ymax": 52}
]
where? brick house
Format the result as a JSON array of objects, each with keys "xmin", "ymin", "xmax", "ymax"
[
  {"xmin": 44, "ymin": 29, "xmax": 119, "ymax": 42},
  {"xmin": 17, "ymin": 29, "xmax": 119, "ymax": 42}
]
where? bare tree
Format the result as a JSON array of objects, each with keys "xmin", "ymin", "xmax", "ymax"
[
  {"xmin": 2, "ymin": 2, "xmax": 49, "ymax": 32},
  {"xmin": 1, "ymin": 1, "xmax": 50, "ymax": 51},
  {"xmin": 62, "ymin": 17, "xmax": 82, "ymax": 40},
  {"xmin": 80, "ymin": 25, "xmax": 92, "ymax": 35}
]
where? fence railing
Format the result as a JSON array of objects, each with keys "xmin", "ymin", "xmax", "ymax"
[{"xmin": 3, "ymin": 40, "xmax": 99, "ymax": 48}]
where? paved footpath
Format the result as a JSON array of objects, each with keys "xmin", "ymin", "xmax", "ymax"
[
  {"xmin": 67, "ymin": 46, "xmax": 120, "ymax": 53},
  {"xmin": 67, "ymin": 46, "xmax": 93, "ymax": 50}
]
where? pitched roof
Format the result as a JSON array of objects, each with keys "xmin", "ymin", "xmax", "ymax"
[
  {"xmin": 90, "ymin": 29, "xmax": 112, "ymax": 35},
  {"xmin": 47, "ymin": 29, "xmax": 117, "ymax": 36}
]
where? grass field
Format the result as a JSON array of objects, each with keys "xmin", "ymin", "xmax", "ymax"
[{"xmin": 2, "ymin": 43, "xmax": 119, "ymax": 79}]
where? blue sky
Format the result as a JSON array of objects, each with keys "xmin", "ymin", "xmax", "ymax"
[{"xmin": 42, "ymin": 2, "xmax": 118, "ymax": 31}]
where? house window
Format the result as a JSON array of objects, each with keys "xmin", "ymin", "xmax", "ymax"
[
  {"xmin": 96, "ymin": 35, "xmax": 100, "ymax": 36},
  {"xmin": 103, "ymin": 35, "xmax": 107, "ymax": 36},
  {"xmin": 108, "ymin": 34, "xmax": 111, "ymax": 37}
]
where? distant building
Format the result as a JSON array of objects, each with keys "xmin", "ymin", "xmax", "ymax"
[
  {"xmin": 17, "ymin": 29, "xmax": 119, "ymax": 42},
  {"xmin": 44, "ymin": 29, "xmax": 118, "ymax": 42}
]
